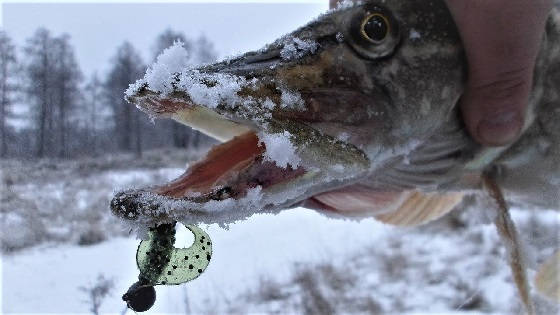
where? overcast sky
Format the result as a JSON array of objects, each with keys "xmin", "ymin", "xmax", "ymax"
[{"xmin": 2, "ymin": 1, "xmax": 328, "ymax": 78}]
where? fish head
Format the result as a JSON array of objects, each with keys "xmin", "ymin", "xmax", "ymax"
[{"xmin": 112, "ymin": 0, "xmax": 469, "ymax": 226}]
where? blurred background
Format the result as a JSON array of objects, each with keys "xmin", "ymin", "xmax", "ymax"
[{"xmin": 0, "ymin": 1, "xmax": 558, "ymax": 314}]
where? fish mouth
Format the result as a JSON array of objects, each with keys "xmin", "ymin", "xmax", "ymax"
[
  {"xmin": 110, "ymin": 93, "xmax": 367, "ymax": 226},
  {"xmin": 110, "ymin": 38, "xmax": 371, "ymax": 226},
  {"xmin": 151, "ymin": 130, "xmax": 306, "ymax": 204}
]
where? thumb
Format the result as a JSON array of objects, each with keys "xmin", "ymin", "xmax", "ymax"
[{"xmin": 445, "ymin": 0, "xmax": 553, "ymax": 146}]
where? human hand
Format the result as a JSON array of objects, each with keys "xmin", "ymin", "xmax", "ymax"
[
  {"xmin": 330, "ymin": 0, "xmax": 553, "ymax": 146},
  {"xmin": 444, "ymin": 0, "xmax": 553, "ymax": 146}
]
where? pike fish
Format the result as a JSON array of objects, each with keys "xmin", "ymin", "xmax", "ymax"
[{"xmin": 111, "ymin": 0, "xmax": 560, "ymax": 306}]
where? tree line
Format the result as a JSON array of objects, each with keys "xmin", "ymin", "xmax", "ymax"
[{"xmin": 0, "ymin": 28, "xmax": 217, "ymax": 159}]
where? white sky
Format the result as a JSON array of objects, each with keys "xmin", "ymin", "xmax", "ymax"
[{"xmin": 2, "ymin": 1, "xmax": 328, "ymax": 78}]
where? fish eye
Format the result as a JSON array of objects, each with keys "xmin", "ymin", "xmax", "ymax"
[
  {"xmin": 345, "ymin": 6, "xmax": 400, "ymax": 59},
  {"xmin": 361, "ymin": 13, "xmax": 390, "ymax": 44}
]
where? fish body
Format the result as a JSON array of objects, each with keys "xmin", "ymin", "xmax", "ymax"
[{"xmin": 112, "ymin": 0, "xmax": 559, "ymax": 227}]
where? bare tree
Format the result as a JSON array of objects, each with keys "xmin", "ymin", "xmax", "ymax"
[
  {"xmin": 52, "ymin": 34, "xmax": 82, "ymax": 158},
  {"xmin": 0, "ymin": 31, "xmax": 18, "ymax": 158},
  {"xmin": 24, "ymin": 29, "xmax": 83, "ymax": 158},
  {"xmin": 24, "ymin": 28, "xmax": 55, "ymax": 158},
  {"xmin": 104, "ymin": 41, "xmax": 146, "ymax": 156},
  {"xmin": 193, "ymin": 35, "xmax": 218, "ymax": 65},
  {"xmin": 83, "ymin": 73, "xmax": 102, "ymax": 155}
]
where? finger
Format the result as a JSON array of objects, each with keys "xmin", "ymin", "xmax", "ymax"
[{"xmin": 445, "ymin": 0, "xmax": 553, "ymax": 146}]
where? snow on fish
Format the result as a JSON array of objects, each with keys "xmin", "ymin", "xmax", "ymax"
[{"xmin": 111, "ymin": 0, "xmax": 560, "ymax": 312}]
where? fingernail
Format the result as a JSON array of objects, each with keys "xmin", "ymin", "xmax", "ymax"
[{"xmin": 477, "ymin": 111, "xmax": 523, "ymax": 146}]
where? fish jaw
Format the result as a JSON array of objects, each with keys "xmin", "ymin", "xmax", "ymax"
[
  {"xmin": 115, "ymin": 70, "xmax": 373, "ymax": 224},
  {"xmin": 112, "ymin": 0, "xmax": 473, "ymax": 226},
  {"xmin": 110, "ymin": 129, "xmax": 370, "ymax": 226},
  {"xmin": 116, "ymin": 55, "xmax": 373, "ymax": 226}
]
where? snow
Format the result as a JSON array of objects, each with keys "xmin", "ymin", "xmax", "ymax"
[
  {"xmin": 337, "ymin": 132, "xmax": 350, "ymax": 142},
  {"xmin": 280, "ymin": 36, "xmax": 319, "ymax": 61},
  {"xmin": 0, "ymin": 151, "xmax": 205, "ymax": 252},
  {"xmin": 130, "ymin": 66, "xmax": 255, "ymax": 114},
  {"xmin": 262, "ymin": 98, "xmax": 276, "ymax": 111},
  {"xmin": 124, "ymin": 79, "xmax": 145, "ymax": 99},
  {"xmin": 410, "ymin": 29, "xmax": 422, "ymax": 40},
  {"xmin": 3, "ymin": 207, "xmax": 557, "ymax": 313},
  {"xmin": 0, "ymin": 210, "xmax": 385, "ymax": 314},
  {"xmin": 126, "ymin": 41, "xmax": 257, "ymax": 114},
  {"xmin": 336, "ymin": 32, "xmax": 345, "ymax": 43},
  {"xmin": 126, "ymin": 35, "xmax": 316, "ymax": 118},
  {"xmin": 127, "ymin": 36, "xmax": 314, "ymax": 116},
  {"xmin": 1, "ymin": 156, "xmax": 558, "ymax": 313},
  {"xmin": 280, "ymin": 88, "xmax": 305, "ymax": 110},
  {"xmin": 144, "ymin": 41, "xmax": 191, "ymax": 95},
  {"xmin": 332, "ymin": 0, "xmax": 362, "ymax": 11},
  {"xmin": 179, "ymin": 71, "xmax": 254, "ymax": 109},
  {"xmin": 2, "ymin": 237, "xmax": 139, "ymax": 313},
  {"xmin": 258, "ymin": 131, "xmax": 301, "ymax": 169}
]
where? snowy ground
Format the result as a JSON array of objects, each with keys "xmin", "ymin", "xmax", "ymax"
[
  {"xmin": 0, "ymin": 149, "xmax": 203, "ymax": 252},
  {"xmin": 1, "ymin": 153, "xmax": 559, "ymax": 314}
]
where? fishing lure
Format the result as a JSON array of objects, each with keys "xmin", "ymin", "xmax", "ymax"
[{"xmin": 122, "ymin": 223, "xmax": 212, "ymax": 312}]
